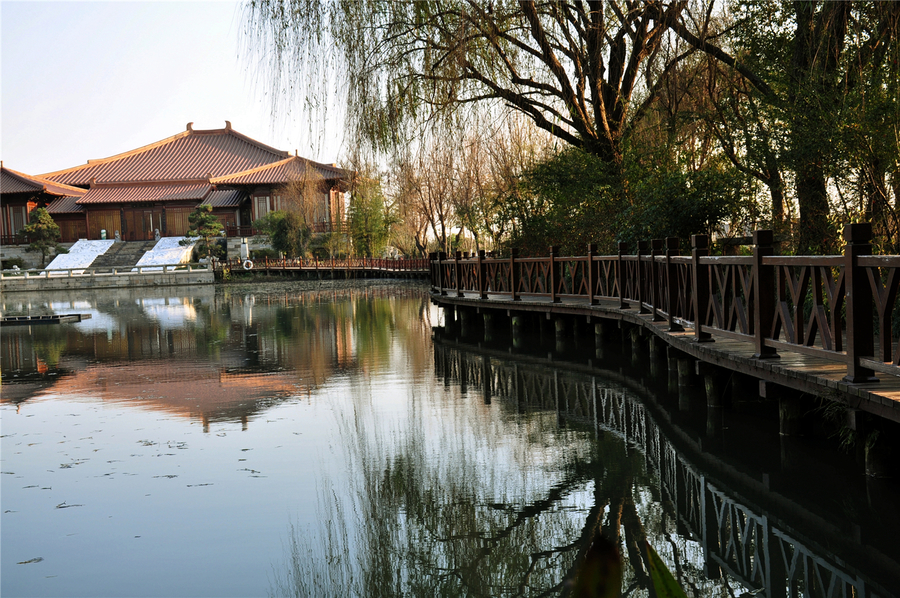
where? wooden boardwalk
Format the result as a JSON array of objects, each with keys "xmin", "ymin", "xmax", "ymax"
[{"xmin": 433, "ymin": 291, "xmax": 900, "ymax": 424}]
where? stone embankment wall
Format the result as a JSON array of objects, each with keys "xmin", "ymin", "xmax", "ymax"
[
  {"xmin": 1, "ymin": 269, "xmax": 214, "ymax": 293},
  {"xmin": 0, "ymin": 243, "xmax": 76, "ymax": 270}
]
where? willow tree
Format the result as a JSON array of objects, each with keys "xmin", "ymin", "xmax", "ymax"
[{"xmin": 243, "ymin": 0, "xmax": 691, "ymax": 181}]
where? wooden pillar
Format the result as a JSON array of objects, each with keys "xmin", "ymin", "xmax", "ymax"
[
  {"xmin": 665, "ymin": 237, "xmax": 684, "ymax": 332},
  {"xmin": 438, "ymin": 251, "xmax": 448, "ymax": 296},
  {"xmin": 483, "ymin": 311, "xmax": 495, "ymax": 342},
  {"xmin": 617, "ymin": 241, "xmax": 630, "ymax": 309},
  {"xmin": 691, "ymin": 234, "xmax": 713, "ymax": 342},
  {"xmin": 454, "ymin": 251, "xmax": 463, "ymax": 298},
  {"xmin": 651, "ymin": 239, "xmax": 664, "ymax": 321},
  {"xmin": 549, "ymin": 246, "xmax": 560, "ymax": 303},
  {"xmin": 587, "ymin": 243, "xmax": 598, "ymax": 305},
  {"xmin": 459, "ymin": 307, "xmax": 475, "ymax": 338},
  {"xmin": 844, "ymin": 222, "xmax": 878, "ymax": 382},
  {"xmin": 477, "ymin": 249, "xmax": 487, "ymax": 299},
  {"xmin": 510, "ymin": 248, "xmax": 520, "ymax": 301},
  {"xmin": 443, "ymin": 305, "xmax": 456, "ymax": 332},
  {"xmin": 761, "ymin": 380, "xmax": 805, "ymax": 437},
  {"xmin": 752, "ymin": 230, "xmax": 778, "ymax": 359},
  {"xmin": 637, "ymin": 240, "xmax": 650, "ymax": 314}
]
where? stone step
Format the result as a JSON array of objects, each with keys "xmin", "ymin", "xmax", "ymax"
[{"xmin": 90, "ymin": 241, "xmax": 158, "ymax": 271}]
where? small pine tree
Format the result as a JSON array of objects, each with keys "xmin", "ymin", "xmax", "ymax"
[
  {"xmin": 180, "ymin": 205, "xmax": 224, "ymax": 258},
  {"xmin": 22, "ymin": 207, "xmax": 66, "ymax": 267}
]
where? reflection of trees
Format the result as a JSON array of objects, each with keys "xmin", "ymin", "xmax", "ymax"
[{"xmin": 271, "ymin": 378, "xmax": 681, "ymax": 597}]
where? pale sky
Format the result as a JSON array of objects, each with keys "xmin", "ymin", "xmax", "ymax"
[{"xmin": 1, "ymin": 0, "xmax": 345, "ymax": 176}]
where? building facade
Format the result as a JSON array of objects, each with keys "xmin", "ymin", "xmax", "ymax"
[{"xmin": 1, "ymin": 122, "xmax": 351, "ymax": 244}]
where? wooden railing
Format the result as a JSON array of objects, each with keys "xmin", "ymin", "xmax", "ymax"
[
  {"xmin": 1, "ymin": 234, "xmax": 26, "ymax": 246},
  {"xmin": 429, "ymin": 223, "xmax": 900, "ymax": 382},
  {"xmin": 220, "ymin": 256, "xmax": 429, "ymax": 272}
]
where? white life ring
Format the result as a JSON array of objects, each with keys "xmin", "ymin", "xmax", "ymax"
[{"xmin": 242, "ymin": 259, "xmax": 254, "ymax": 270}]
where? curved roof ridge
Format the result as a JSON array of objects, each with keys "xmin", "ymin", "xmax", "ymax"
[
  {"xmin": 199, "ymin": 126, "xmax": 290, "ymax": 160},
  {"xmin": 1, "ymin": 165, "xmax": 86, "ymax": 196},
  {"xmin": 210, "ymin": 155, "xmax": 349, "ymax": 185},
  {"xmin": 39, "ymin": 128, "xmax": 193, "ymax": 179},
  {"xmin": 209, "ymin": 155, "xmax": 298, "ymax": 183},
  {"xmin": 39, "ymin": 123, "xmax": 291, "ymax": 182}
]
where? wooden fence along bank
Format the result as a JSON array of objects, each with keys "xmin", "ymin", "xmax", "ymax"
[
  {"xmin": 428, "ymin": 223, "xmax": 900, "ymax": 477},
  {"xmin": 218, "ymin": 256, "xmax": 430, "ymax": 280}
]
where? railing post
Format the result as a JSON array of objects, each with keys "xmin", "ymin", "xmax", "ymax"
[
  {"xmin": 752, "ymin": 230, "xmax": 778, "ymax": 359},
  {"xmin": 431, "ymin": 253, "xmax": 438, "ymax": 291},
  {"xmin": 587, "ymin": 243, "xmax": 598, "ymax": 305},
  {"xmin": 617, "ymin": 242, "xmax": 629, "ymax": 309},
  {"xmin": 438, "ymin": 252, "xmax": 448, "ymax": 295},
  {"xmin": 651, "ymin": 239, "xmax": 664, "ymax": 321},
  {"xmin": 455, "ymin": 251, "xmax": 463, "ymax": 298},
  {"xmin": 477, "ymin": 249, "xmax": 487, "ymax": 299},
  {"xmin": 665, "ymin": 237, "xmax": 684, "ymax": 332},
  {"xmin": 637, "ymin": 240, "xmax": 650, "ymax": 314},
  {"xmin": 510, "ymin": 248, "xmax": 520, "ymax": 301},
  {"xmin": 691, "ymin": 234, "xmax": 713, "ymax": 342},
  {"xmin": 844, "ymin": 222, "xmax": 877, "ymax": 383},
  {"xmin": 549, "ymin": 246, "xmax": 560, "ymax": 303}
]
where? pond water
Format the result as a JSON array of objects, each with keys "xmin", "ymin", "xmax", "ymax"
[{"xmin": 2, "ymin": 281, "xmax": 898, "ymax": 597}]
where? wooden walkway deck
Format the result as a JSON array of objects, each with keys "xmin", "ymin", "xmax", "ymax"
[{"xmin": 432, "ymin": 291, "xmax": 900, "ymax": 424}]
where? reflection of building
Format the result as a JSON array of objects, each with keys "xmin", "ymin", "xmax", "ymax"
[
  {"xmin": 3, "ymin": 122, "xmax": 352, "ymax": 243},
  {"xmin": 1, "ymin": 290, "xmax": 357, "ymax": 426}
]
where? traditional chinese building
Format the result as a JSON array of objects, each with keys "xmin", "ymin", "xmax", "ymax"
[
  {"xmin": 0, "ymin": 164, "xmax": 86, "ymax": 243},
  {"xmin": 27, "ymin": 122, "xmax": 351, "ymax": 241}
]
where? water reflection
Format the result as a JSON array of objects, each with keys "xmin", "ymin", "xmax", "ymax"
[
  {"xmin": 2, "ymin": 283, "xmax": 431, "ymax": 427},
  {"xmin": 2, "ymin": 284, "xmax": 898, "ymax": 597},
  {"xmin": 273, "ymin": 329, "xmax": 900, "ymax": 597},
  {"xmin": 425, "ymin": 335, "xmax": 900, "ymax": 598}
]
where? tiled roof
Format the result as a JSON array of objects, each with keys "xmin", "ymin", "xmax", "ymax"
[
  {"xmin": 202, "ymin": 189, "xmax": 245, "ymax": 208},
  {"xmin": 41, "ymin": 123, "xmax": 289, "ymax": 186},
  {"xmin": 1, "ymin": 165, "xmax": 86, "ymax": 197},
  {"xmin": 76, "ymin": 183, "xmax": 211, "ymax": 205},
  {"xmin": 46, "ymin": 195, "xmax": 85, "ymax": 214},
  {"xmin": 209, "ymin": 155, "xmax": 351, "ymax": 185}
]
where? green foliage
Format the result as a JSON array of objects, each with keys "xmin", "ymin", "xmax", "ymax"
[
  {"xmin": 349, "ymin": 178, "xmax": 392, "ymax": 257},
  {"xmin": 21, "ymin": 207, "xmax": 64, "ymax": 267},
  {"xmin": 645, "ymin": 542, "xmax": 689, "ymax": 598},
  {"xmin": 1, "ymin": 257, "xmax": 25, "ymax": 270},
  {"xmin": 253, "ymin": 211, "xmax": 311, "ymax": 258},
  {"xmin": 617, "ymin": 163, "xmax": 749, "ymax": 251},
  {"xmin": 181, "ymin": 205, "xmax": 224, "ymax": 258},
  {"xmin": 310, "ymin": 233, "xmax": 348, "ymax": 259},
  {"xmin": 507, "ymin": 147, "xmax": 751, "ymax": 255},
  {"xmin": 506, "ymin": 148, "xmax": 621, "ymax": 255},
  {"xmin": 250, "ymin": 248, "xmax": 281, "ymax": 261}
]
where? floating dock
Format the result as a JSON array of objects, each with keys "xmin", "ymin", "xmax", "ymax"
[{"xmin": 0, "ymin": 314, "xmax": 92, "ymax": 326}]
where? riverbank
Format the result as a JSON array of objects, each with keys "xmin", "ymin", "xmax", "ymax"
[{"xmin": 0, "ymin": 263, "xmax": 214, "ymax": 293}]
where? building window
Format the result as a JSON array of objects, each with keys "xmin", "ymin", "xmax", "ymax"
[{"xmin": 254, "ymin": 195, "xmax": 270, "ymax": 219}]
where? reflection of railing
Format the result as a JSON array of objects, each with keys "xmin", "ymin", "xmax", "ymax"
[
  {"xmin": 432, "ymin": 340, "xmax": 899, "ymax": 598},
  {"xmin": 430, "ymin": 223, "xmax": 900, "ymax": 381}
]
